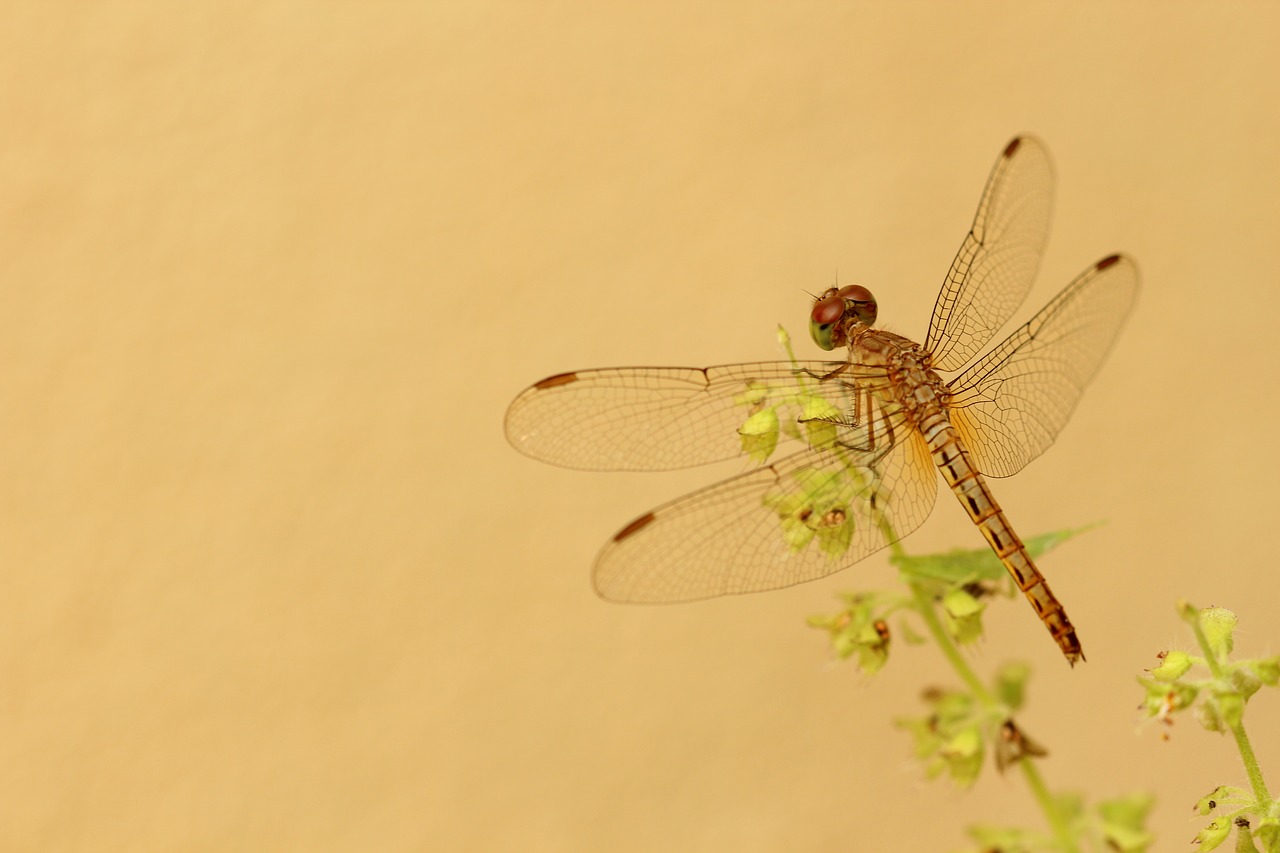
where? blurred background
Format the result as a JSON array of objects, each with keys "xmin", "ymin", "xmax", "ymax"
[{"xmin": 2, "ymin": 2, "xmax": 1277, "ymax": 850}]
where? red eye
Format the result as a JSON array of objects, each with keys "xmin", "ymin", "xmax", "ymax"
[
  {"xmin": 811, "ymin": 294, "xmax": 845, "ymax": 325},
  {"xmin": 837, "ymin": 285, "xmax": 874, "ymax": 302}
]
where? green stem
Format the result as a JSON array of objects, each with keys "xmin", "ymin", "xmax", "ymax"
[
  {"xmin": 904, "ymin": 573, "xmax": 990, "ymax": 703},
  {"xmin": 1188, "ymin": 613, "xmax": 1226, "ymax": 680},
  {"xmin": 900, "ymin": 540, "xmax": 1075, "ymax": 853},
  {"xmin": 1188, "ymin": 608, "xmax": 1272, "ymax": 806},
  {"xmin": 783, "ymin": 329, "xmax": 1077, "ymax": 846},
  {"xmin": 1020, "ymin": 759, "xmax": 1077, "ymax": 853},
  {"xmin": 1231, "ymin": 721, "xmax": 1271, "ymax": 805}
]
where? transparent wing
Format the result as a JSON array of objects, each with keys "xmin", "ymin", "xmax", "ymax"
[
  {"xmin": 926, "ymin": 136, "xmax": 1054, "ymax": 371},
  {"xmin": 947, "ymin": 254, "xmax": 1140, "ymax": 478},
  {"xmin": 593, "ymin": 428, "xmax": 938, "ymax": 602},
  {"xmin": 505, "ymin": 361, "xmax": 892, "ymax": 472}
]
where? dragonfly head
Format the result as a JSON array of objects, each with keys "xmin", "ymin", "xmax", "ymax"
[{"xmin": 809, "ymin": 285, "xmax": 878, "ymax": 350}]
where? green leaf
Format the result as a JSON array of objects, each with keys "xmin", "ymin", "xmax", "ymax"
[
  {"xmin": 831, "ymin": 627, "xmax": 859, "ymax": 660},
  {"xmin": 894, "ymin": 714, "xmax": 942, "ymax": 762},
  {"xmin": 895, "ymin": 545, "xmax": 1005, "ymax": 585},
  {"xmin": 733, "ymin": 379, "xmax": 770, "ymax": 408},
  {"xmin": 941, "ymin": 725, "xmax": 984, "ymax": 787},
  {"xmin": 930, "ymin": 688, "xmax": 975, "ymax": 723},
  {"xmin": 1099, "ymin": 792, "xmax": 1156, "ymax": 852},
  {"xmin": 1054, "ymin": 791, "xmax": 1086, "ymax": 823},
  {"xmin": 1021, "ymin": 522, "xmax": 1104, "ymax": 558},
  {"xmin": 800, "ymin": 395, "xmax": 841, "ymax": 450},
  {"xmin": 837, "ymin": 622, "xmax": 888, "ymax": 669},
  {"xmin": 894, "ymin": 523, "xmax": 1098, "ymax": 586},
  {"xmin": 994, "ymin": 662, "xmax": 1031, "ymax": 711},
  {"xmin": 1150, "ymin": 650, "xmax": 1193, "ymax": 682},
  {"xmin": 805, "ymin": 613, "xmax": 835, "ymax": 630},
  {"xmin": 1256, "ymin": 818, "xmax": 1280, "ymax": 853},
  {"xmin": 1105, "ymin": 823, "xmax": 1155, "ymax": 852},
  {"xmin": 777, "ymin": 511, "xmax": 816, "ymax": 550},
  {"xmin": 966, "ymin": 824, "xmax": 1035, "ymax": 850},
  {"xmin": 1195, "ymin": 786, "xmax": 1232, "ymax": 816},
  {"xmin": 1233, "ymin": 666, "xmax": 1263, "ymax": 701},
  {"xmin": 808, "ymin": 595, "xmax": 895, "ymax": 671},
  {"xmin": 1249, "ymin": 656, "xmax": 1280, "ymax": 686},
  {"xmin": 1100, "ymin": 796, "xmax": 1155, "ymax": 827},
  {"xmin": 1237, "ymin": 822, "xmax": 1262, "ymax": 853},
  {"xmin": 851, "ymin": 621, "xmax": 891, "ymax": 673},
  {"xmin": 1196, "ymin": 816, "xmax": 1234, "ymax": 851},
  {"xmin": 942, "ymin": 588, "xmax": 985, "ymax": 646},
  {"xmin": 1201, "ymin": 607, "xmax": 1238, "ymax": 658},
  {"xmin": 943, "ymin": 587, "xmax": 982, "ymax": 617},
  {"xmin": 897, "ymin": 687, "xmax": 991, "ymax": 786},
  {"xmin": 738, "ymin": 407, "xmax": 780, "ymax": 463},
  {"xmin": 764, "ymin": 467, "xmax": 862, "ymax": 557},
  {"xmin": 1218, "ymin": 691, "xmax": 1245, "ymax": 728},
  {"xmin": 816, "ymin": 507, "xmax": 855, "ymax": 557},
  {"xmin": 1196, "ymin": 696, "xmax": 1224, "ymax": 732},
  {"xmin": 1136, "ymin": 676, "xmax": 1198, "ymax": 720}
]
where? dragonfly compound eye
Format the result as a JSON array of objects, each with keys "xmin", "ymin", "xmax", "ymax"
[
  {"xmin": 810, "ymin": 291, "xmax": 846, "ymax": 326},
  {"xmin": 837, "ymin": 285, "xmax": 878, "ymax": 327},
  {"xmin": 809, "ymin": 290, "xmax": 846, "ymax": 351}
]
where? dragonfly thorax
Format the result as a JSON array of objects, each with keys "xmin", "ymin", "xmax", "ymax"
[{"xmin": 810, "ymin": 285, "xmax": 878, "ymax": 351}]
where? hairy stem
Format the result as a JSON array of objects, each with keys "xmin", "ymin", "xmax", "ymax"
[
  {"xmin": 1189, "ymin": 613, "xmax": 1272, "ymax": 805},
  {"xmin": 1231, "ymin": 722, "xmax": 1271, "ymax": 806},
  {"xmin": 903, "ymin": 572, "xmax": 990, "ymax": 703},
  {"xmin": 1020, "ymin": 759, "xmax": 1077, "ymax": 853},
  {"xmin": 900, "ymin": 542, "xmax": 1076, "ymax": 852}
]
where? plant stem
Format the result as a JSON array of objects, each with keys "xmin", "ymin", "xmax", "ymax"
[
  {"xmin": 1188, "ymin": 608, "xmax": 1272, "ymax": 806},
  {"xmin": 1020, "ymin": 759, "xmax": 1078, "ymax": 853},
  {"xmin": 904, "ymin": 573, "xmax": 991, "ymax": 704},
  {"xmin": 1230, "ymin": 720, "xmax": 1271, "ymax": 806},
  {"xmin": 1188, "ymin": 614, "xmax": 1225, "ymax": 680},
  {"xmin": 899, "ymin": 540, "xmax": 1076, "ymax": 852}
]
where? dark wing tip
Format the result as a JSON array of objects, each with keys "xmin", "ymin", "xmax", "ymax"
[
  {"xmin": 1002, "ymin": 137, "xmax": 1023, "ymax": 158},
  {"xmin": 613, "ymin": 512, "xmax": 656, "ymax": 542},
  {"xmin": 533, "ymin": 372, "xmax": 580, "ymax": 390},
  {"xmin": 1095, "ymin": 254, "xmax": 1122, "ymax": 271}
]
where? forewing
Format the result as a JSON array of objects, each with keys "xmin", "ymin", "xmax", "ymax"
[
  {"xmin": 505, "ymin": 361, "xmax": 890, "ymax": 471},
  {"xmin": 947, "ymin": 254, "xmax": 1139, "ymax": 478},
  {"xmin": 926, "ymin": 136, "xmax": 1054, "ymax": 371},
  {"xmin": 593, "ymin": 428, "xmax": 938, "ymax": 602}
]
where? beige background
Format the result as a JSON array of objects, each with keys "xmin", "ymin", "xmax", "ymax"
[{"xmin": 2, "ymin": 2, "xmax": 1277, "ymax": 850}]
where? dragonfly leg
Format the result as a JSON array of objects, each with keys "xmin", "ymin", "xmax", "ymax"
[{"xmin": 794, "ymin": 362, "xmax": 854, "ymax": 382}]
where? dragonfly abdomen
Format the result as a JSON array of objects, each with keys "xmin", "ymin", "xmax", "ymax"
[{"xmin": 919, "ymin": 408, "xmax": 1085, "ymax": 665}]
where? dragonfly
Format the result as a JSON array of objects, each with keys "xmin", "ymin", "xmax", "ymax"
[{"xmin": 505, "ymin": 136, "xmax": 1138, "ymax": 665}]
